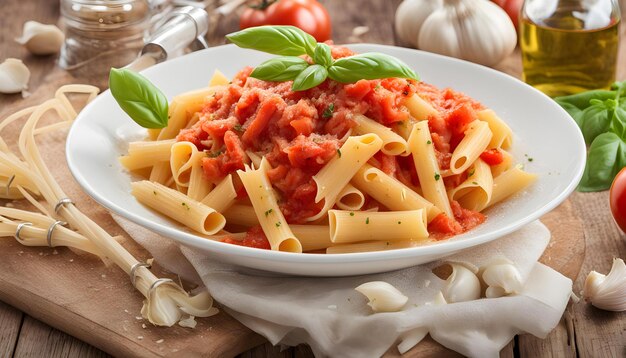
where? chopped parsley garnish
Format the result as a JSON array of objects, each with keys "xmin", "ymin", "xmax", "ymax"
[
  {"xmin": 426, "ymin": 140, "xmax": 431, "ymax": 144},
  {"xmin": 208, "ymin": 150, "xmax": 223, "ymax": 158},
  {"xmin": 468, "ymin": 169, "xmax": 475, "ymax": 177},
  {"xmin": 397, "ymin": 221, "xmax": 401, "ymax": 224},
  {"xmin": 434, "ymin": 173, "xmax": 441, "ymax": 181},
  {"xmin": 264, "ymin": 209, "xmax": 273, "ymax": 217},
  {"xmin": 233, "ymin": 124, "xmax": 244, "ymax": 132},
  {"xmin": 366, "ymin": 217, "xmax": 370, "ymax": 224},
  {"xmin": 153, "ymin": 191, "xmax": 157, "ymax": 195},
  {"xmin": 337, "ymin": 149, "xmax": 342, "ymax": 158},
  {"xmin": 349, "ymin": 212, "xmax": 355, "ymax": 216},
  {"xmin": 528, "ymin": 157, "xmax": 534, "ymax": 162},
  {"xmin": 182, "ymin": 202, "xmax": 190, "ymax": 210},
  {"xmin": 472, "ymin": 181, "xmax": 478, "ymax": 185},
  {"xmin": 323, "ymin": 103, "xmax": 335, "ymax": 119},
  {"xmin": 275, "ymin": 221, "xmax": 282, "ymax": 227}
]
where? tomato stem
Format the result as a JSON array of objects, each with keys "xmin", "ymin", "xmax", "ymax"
[{"xmin": 249, "ymin": 0, "xmax": 278, "ymax": 10}]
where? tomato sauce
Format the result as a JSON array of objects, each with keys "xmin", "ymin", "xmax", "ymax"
[{"xmin": 177, "ymin": 46, "xmax": 492, "ymax": 240}]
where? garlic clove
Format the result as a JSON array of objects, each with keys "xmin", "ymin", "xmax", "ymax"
[
  {"xmin": 442, "ymin": 263, "xmax": 481, "ymax": 303},
  {"xmin": 582, "ymin": 258, "xmax": 626, "ymax": 312},
  {"xmin": 0, "ymin": 59, "xmax": 30, "ymax": 94},
  {"xmin": 394, "ymin": 0, "xmax": 443, "ymax": 47},
  {"xmin": 482, "ymin": 263, "xmax": 524, "ymax": 296},
  {"xmin": 485, "ymin": 286, "xmax": 507, "ymax": 298},
  {"xmin": 355, "ymin": 281, "xmax": 408, "ymax": 313},
  {"xmin": 15, "ymin": 21, "xmax": 64, "ymax": 55}
]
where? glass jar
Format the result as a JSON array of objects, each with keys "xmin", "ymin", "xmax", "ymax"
[
  {"xmin": 59, "ymin": 0, "xmax": 155, "ymax": 78},
  {"xmin": 520, "ymin": 0, "xmax": 621, "ymax": 97}
]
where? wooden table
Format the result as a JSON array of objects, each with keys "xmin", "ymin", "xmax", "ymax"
[{"xmin": 1, "ymin": 1, "xmax": 625, "ymax": 357}]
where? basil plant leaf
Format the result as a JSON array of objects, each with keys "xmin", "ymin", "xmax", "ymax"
[
  {"xmin": 580, "ymin": 103, "xmax": 611, "ymax": 145},
  {"xmin": 555, "ymin": 90, "xmax": 616, "ymax": 126},
  {"xmin": 328, "ymin": 53, "xmax": 419, "ymax": 83},
  {"xmin": 292, "ymin": 64, "xmax": 328, "ymax": 91},
  {"xmin": 313, "ymin": 43, "xmax": 333, "ymax": 67},
  {"xmin": 251, "ymin": 57, "xmax": 310, "ymax": 82},
  {"xmin": 109, "ymin": 68, "xmax": 169, "ymax": 129},
  {"xmin": 578, "ymin": 132, "xmax": 626, "ymax": 192},
  {"xmin": 611, "ymin": 106, "xmax": 626, "ymax": 139},
  {"xmin": 226, "ymin": 26, "xmax": 317, "ymax": 57}
]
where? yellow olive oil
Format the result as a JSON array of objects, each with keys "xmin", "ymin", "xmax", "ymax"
[{"xmin": 520, "ymin": 6, "xmax": 620, "ymax": 97}]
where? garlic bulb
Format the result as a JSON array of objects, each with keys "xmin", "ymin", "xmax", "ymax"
[
  {"xmin": 394, "ymin": 0, "xmax": 517, "ymax": 66},
  {"xmin": 355, "ymin": 281, "xmax": 408, "ymax": 313},
  {"xmin": 15, "ymin": 21, "xmax": 64, "ymax": 55},
  {"xmin": 582, "ymin": 258, "xmax": 626, "ymax": 312},
  {"xmin": 482, "ymin": 261, "xmax": 524, "ymax": 298},
  {"xmin": 442, "ymin": 263, "xmax": 481, "ymax": 303},
  {"xmin": 0, "ymin": 59, "xmax": 30, "ymax": 94}
]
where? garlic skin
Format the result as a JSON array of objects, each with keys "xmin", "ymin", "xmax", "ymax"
[
  {"xmin": 141, "ymin": 281, "xmax": 219, "ymax": 326},
  {"xmin": 395, "ymin": 0, "xmax": 517, "ymax": 67},
  {"xmin": 15, "ymin": 21, "xmax": 64, "ymax": 55},
  {"xmin": 355, "ymin": 281, "xmax": 408, "ymax": 313},
  {"xmin": 442, "ymin": 263, "xmax": 481, "ymax": 303},
  {"xmin": 394, "ymin": 0, "xmax": 443, "ymax": 47},
  {"xmin": 582, "ymin": 258, "xmax": 626, "ymax": 312},
  {"xmin": 0, "ymin": 59, "xmax": 30, "ymax": 94},
  {"xmin": 482, "ymin": 262, "xmax": 524, "ymax": 298}
]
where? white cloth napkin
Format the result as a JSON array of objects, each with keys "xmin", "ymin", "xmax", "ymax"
[{"xmin": 114, "ymin": 216, "xmax": 572, "ymax": 358}]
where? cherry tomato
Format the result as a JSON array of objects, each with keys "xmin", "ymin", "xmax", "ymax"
[
  {"xmin": 609, "ymin": 167, "xmax": 626, "ymax": 233},
  {"xmin": 492, "ymin": 0, "xmax": 523, "ymax": 29},
  {"xmin": 240, "ymin": 0, "xmax": 332, "ymax": 42}
]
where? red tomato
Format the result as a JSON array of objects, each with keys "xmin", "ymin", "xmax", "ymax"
[
  {"xmin": 609, "ymin": 167, "xmax": 626, "ymax": 233},
  {"xmin": 480, "ymin": 148, "xmax": 504, "ymax": 166},
  {"xmin": 492, "ymin": 0, "xmax": 523, "ymax": 29},
  {"xmin": 240, "ymin": 0, "xmax": 332, "ymax": 42}
]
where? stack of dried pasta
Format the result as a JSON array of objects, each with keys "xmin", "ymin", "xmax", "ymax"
[
  {"xmin": 121, "ymin": 71, "xmax": 536, "ymax": 254},
  {"xmin": 0, "ymin": 85, "xmax": 218, "ymax": 326}
]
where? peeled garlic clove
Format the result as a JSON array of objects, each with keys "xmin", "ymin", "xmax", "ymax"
[
  {"xmin": 15, "ymin": 21, "xmax": 64, "ymax": 55},
  {"xmin": 485, "ymin": 286, "xmax": 507, "ymax": 298},
  {"xmin": 482, "ymin": 263, "xmax": 524, "ymax": 296},
  {"xmin": 582, "ymin": 258, "xmax": 626, "ymax": 312},
  {"xmin": 355, "ymin": 281, "xmax": 408, "ymax": 313},
  {"xmin": 0, "ymin": 59, "xmax": 30, "ymax": 94},
  {"xmin": 442, "ymin": 263, "xmax": 481, "ymax": 303}
]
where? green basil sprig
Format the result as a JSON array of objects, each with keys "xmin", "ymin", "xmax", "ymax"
[
  {"xmin": 556, "ymin": 81, "xmax": 626, "ymax": 192},
  {"xmin": 109, "ymin": 68, "xmax": 169, "ymax": 129},
  {"xmin": 226, "ymin": 25, "xmax": 419, "ymax": 91}
]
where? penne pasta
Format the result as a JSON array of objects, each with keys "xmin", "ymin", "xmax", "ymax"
[
  {"xmin": 449, "ymin": 159, "xmax": 494, "ymax": 211},
  {"xmin": 290, "ymin": 225, "xmax": 332, "ymax": 251},
  {"xmin": 336, "ymin": 184, "xmax": 365, "ymax": 211},
  {"xmin": 237, "ymin": 159, "xmax": 302, "ymax": 252},
  {"xmin": 170, "ymin": 141, "xmax": 200, "ymax": 187},
  {"xmin": 201, "ymin": 174, "xmax": 237, "ymax": 213},
  {"xmin": 408, "ymin": 121, "xmax": 453, "ymax": 218},
  {"xmin": 354, "ymin": 114, "xmax": 408, "ymax": 156},
  {"xmin": 149, "ymin": 161, "xmax": 173, "ymax": 185},
  {"xmin": 351, "ymin": 164, "xmax": 440, "ymax": 222},
  {"xmin": 119, "ymin": 139, "xmax": 176, "ymax": 171},
  {"xmin": 223, "ymin": 204, "xmax": 258, "ymax": 227},
  {"xmin": 187, "ymin": 152, "xmax": 213, "ymax": 201},
  {"xmin": 309, "ymin": 133, "xmax": 383, "ymax": 221},
  {"xmin": 491, "ymin": 150, "xmax": 513, "ymax": 178},
  {"xmin": 404, "ymin": 94, "xmax": 438, "ymax": 120},
  {"xmin": 482, "ymin": 166, "xmax": 537, "ymax": 210},
  {"xmin": 131, "ymin": 180, "xmax": 225, "ymax": 235},
  {"xmin": 328, "ymin": 209, "xmax": 428, "ymax": 244},
  {"xmin": 478, "ymin": 109, "xmax": 513, "ymax": 150},
  {"xmin": 450, "ymin": 120, "xmax": 492, "ymax": 174}
]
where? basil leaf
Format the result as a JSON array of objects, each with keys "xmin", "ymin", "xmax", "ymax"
[
  {"xmin": 328, "ymin": 53, "xmax": 418, "ymax": 83},
  {"xmin": 313, "ymin": 43, "xmax": 333, "ymax": 67},
  {"xmin": 251, "ymin": 57, "xmax": 310, "ymax": 82},
  {"xmin": 578, "ymin": 132, "xmax": 626, "ymax": 192},
  {"xmin": 226, "ymin": 26, "xmax": 317, "ymax": 57},
  {"xmin": 610, "ymin": 106, "xmax": 626, "ymax": 139},
  {"xmin": 580, "ymin": 103, "xmax": 611, "ymax": 144},
  {"xmin": 555, "ymin": 90, "xmax": 616, "ymax": 110},
  {"xmin": 292, "ymin": 64, "xmax": 328, "ymax": 91},
  {"xmin": 109, "ymin": 68, "xmax": 169, "ymax": 129}
]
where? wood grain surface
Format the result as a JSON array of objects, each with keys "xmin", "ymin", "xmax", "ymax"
[{"xmin": 0, "ymin": 0, "xmax": 624, "ymax": 357}]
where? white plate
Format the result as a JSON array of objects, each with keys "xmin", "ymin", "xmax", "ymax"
[{"xmin": 66, "ymin": 44, "xmax": 585, "ymax": 276}]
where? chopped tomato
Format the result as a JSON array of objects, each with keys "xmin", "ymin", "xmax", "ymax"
[
  {"xmin": 480, "ymin": 148, "xmax": 504, "ymax": 165},
  {"xmin": 223, "ymin": 226, "xmax": 271, "ymax": 250}
]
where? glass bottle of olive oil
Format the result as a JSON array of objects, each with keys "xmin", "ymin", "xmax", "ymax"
[{"xmin": 520, "ymin": 0, "xmax": 621, "ymax": 97}]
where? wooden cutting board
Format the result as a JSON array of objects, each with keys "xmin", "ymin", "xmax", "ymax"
[{"xmin": 0, "ymin": 71, "xmax": 585, "ymax": 358}]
